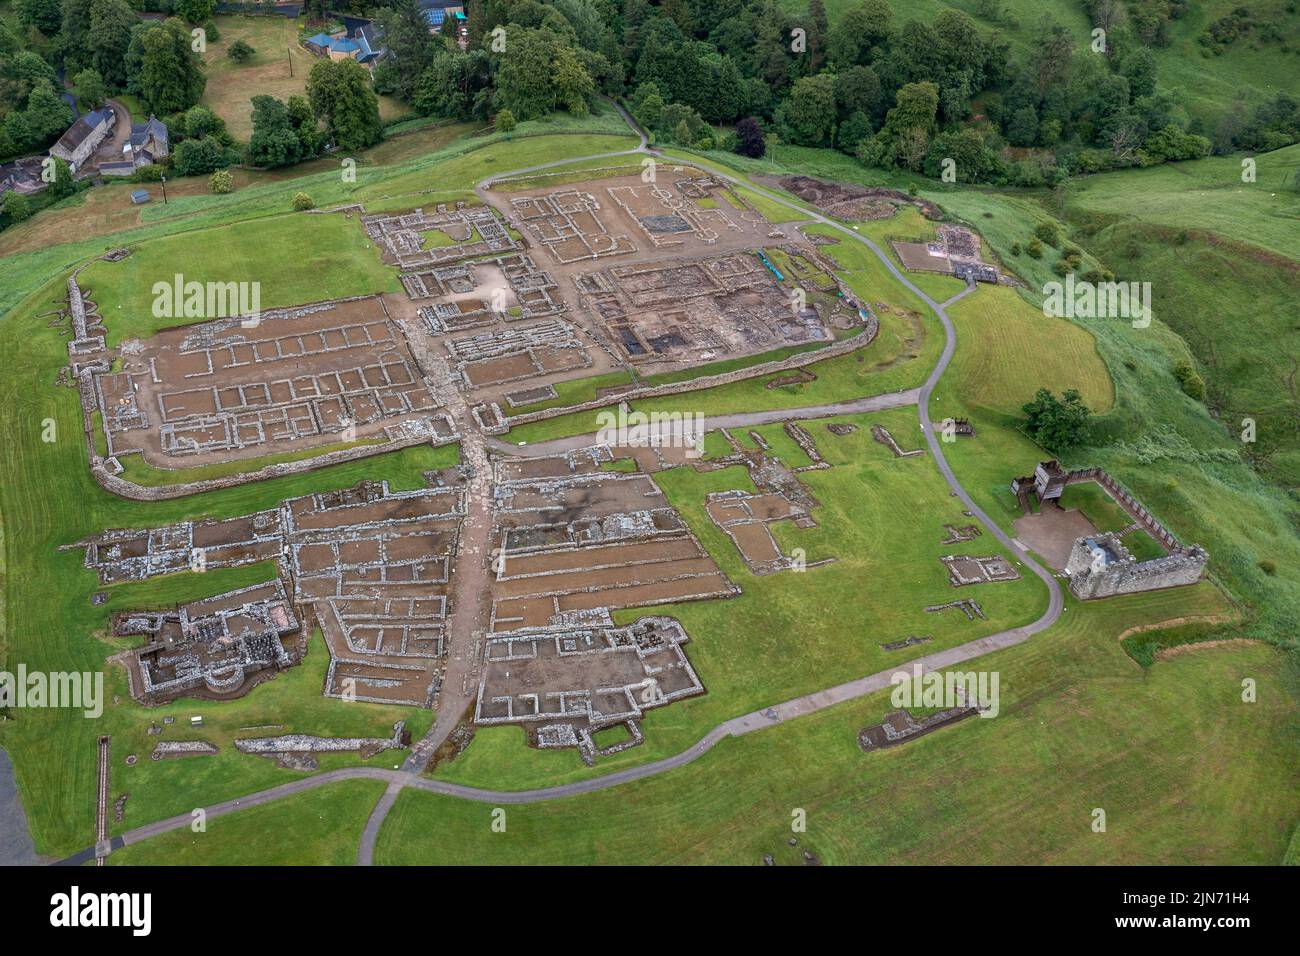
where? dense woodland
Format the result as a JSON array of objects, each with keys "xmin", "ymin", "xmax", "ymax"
[{"xmin": 1, "ymin": 0, "xmax": 1298, "ymax": 185}]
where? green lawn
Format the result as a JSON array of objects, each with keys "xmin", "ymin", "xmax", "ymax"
[
  {"xmin": 108, "ymin": 778, "xmax": 387, "ymax": 865},
  {"xmin": 76, "ymin": 214, "xmax": 400, "ymax": 345},
  {"xmin": 375, "ymin": 586, "xmax": 1294, "ymax": 865}
]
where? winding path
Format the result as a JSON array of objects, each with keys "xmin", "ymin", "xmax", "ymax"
[{"xmin": 57, "ymin": 103, "xmax": 1063, "ymax": 867}]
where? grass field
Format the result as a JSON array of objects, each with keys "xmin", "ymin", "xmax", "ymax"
[
  {"xmin": 113, "ymin": 581, "xmax": 1296, "ymax": 866},
  {"xmin": 944, "ymin": 283, "xmax": 1114, "ymax": 415},
  {"xmin": 0, "ymin": 122, "xmax": 479, "ymax": 260},
  {"xmin": 77, "ymin": 213, "xmax": 401, "ymax": 345},
  {"xmin": 1064, "ymin": 144, "xmax": 1300, "ymax": 260},
  {"xmin": 0, "ymin": 123, "xmax": 636, "ymax": 320},
  {"xmin": 1081, "ymin": 217, "xmax": 1300, "ymax": 489}
]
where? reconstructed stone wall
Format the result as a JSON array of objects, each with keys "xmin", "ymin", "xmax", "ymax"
[{"xmin": 1066, "ymin": 533, "xmax": 1208, "ymax": 600}]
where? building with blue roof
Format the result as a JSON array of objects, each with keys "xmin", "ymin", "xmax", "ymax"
[{"xmin": 305, "ymin": 22, "xmax": 387, "ymax": 65}]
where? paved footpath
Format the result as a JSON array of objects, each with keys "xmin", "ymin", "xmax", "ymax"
[{"xmin": 55, "ymin": 102, "xmax": 1063, "ymax": 867}]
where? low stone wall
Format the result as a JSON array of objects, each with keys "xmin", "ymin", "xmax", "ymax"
[
  {"xmin": 1063, "ymin": 466, "xmax": 1183, "ymax": 552},
  {"xmin": 87, "ymin": 432, "xmax": 458, "ymax": 502},
  {"xmin": 505, "ymin": 318, "xmax": 879, "ymax": 430}
]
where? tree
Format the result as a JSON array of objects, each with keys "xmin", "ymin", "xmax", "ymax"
[
  {"xmin": 72, "ymin": 68, "xmax": 106, "ymax": 109},
  {"xmin": 805, "ymin": 0, "xmax": 829, "ymax": 73},
  {"xmin": 834, "ymin": 65, "xmax": 882, "ymax": 123},
  {"xmin": 174, "ymin": 0, "xmax": 215, "ymax": 24},
  {"xmin": 292, "ymin": 191, "xmax": 314, "ymax": 210},
  {"xmin": 88, "ymin": 0, "xmax": 138, "ymax": 91},
  {"xmin": 22, "ymin": 82, "xmax": 74, "ymax": 143},
  {"xmin": 135, "ymin": 19, "xmax": 206, "ymax": 115},
  {"xmin": 286, "ymin": 94, "xmax": 320, "ymax": 156},
  {"xmin": 4, "ymin": 191, "xmax": 33, "ymax": 222},
  {"xmin": 827, "ymin": 0, "xmax": 892, "ymax": 68},
  {"xmin": 552, "ymin": 44, "xmax": 594, "ymax": 114},
  {"xmin": 228, "ymin": 39, "xmax": 255, "ymax": 63},
  {"xmin": 209, "ymin": 169, "xmax": 233, "ymax": 193},
  {"xmin": 1021, "ymin": 388, "xmax": 1093, "ymax": 450},
  {"xmin": 47, "ymin": 155, "xmax": 74, "ymax": 199},
  {"xmin": 412, "ymin": 49, "xmax": 493, "ymax": 121},
  {"xmin": 777, "ymin": 74, "xmax": 837, "ymax": 147},
  {"xmin": 873, "ymin": 80, "xmax": 939, "ymax": 170},
  {"xmin": 495, "ymin": 28, "xmax": 560, "ymax": 120},
  {"xmin": 172, "ymin": 136, "xmax": 227, "ymax": 175},
  {"xmin": 836, "ymin": 110, "xmax": 873, "ymax": 154},
  {"xmin": 1006, "ymin": 105, "xmax": 1039, "ymax": 146},
  {"xmin": 496, "ymin": 107, "xmax": 516, "ymax": 136},
  {"xmin": 15, "ymin": 0, "xmax": 62, "ymax": 35},
  {"xmin": 248, "ymin": 95, "xmax": 302, "ymax": 168},
  {"xmin": 306, "ymin": 58, "xmax": 382, "ymax": 151},
  {"xmin": 377, "ymin": 0, "xmax": 440, "ymax": 103},
  {"xmin": 1121, "ymin": 46, "xmax": 1157, "ymax": 100},
  {"xmin": 734, "ymin": 115, "xmax": 765, "ymax": 157},
  {"xmin": 60, "ymin": 0, "xmax": 96, "ymax": 74},
  {"xmin": 183, "ymin": 105, "xmax": 227, "ymax": 141}
]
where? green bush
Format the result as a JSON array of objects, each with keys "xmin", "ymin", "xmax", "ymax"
[
  {"xmin": 1026, "ymin": 237, "xmax": 1043, "ymax": 259},
  {"xmin": 1172, "ymin": 358, "xmax": 1207, "ymax": 402},
  {"xmin": 3, "ymin": 192, "xmax": 33, "ymax": 223},
  {"xmin": 1033, "ymin": 222, "xmax": 1060, "ymax": 247},
  {"xmin": 292, "ymin": 191, "xmax": 314, "ymax": 211},
  {"xmin": 209, "ymin": 170, "xmax": 234, "ymax": 194}
]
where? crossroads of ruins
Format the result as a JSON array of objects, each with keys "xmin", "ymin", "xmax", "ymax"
[{"xmin": 58, "ymin": 164, "xmax": 1207, "ymax": 773}]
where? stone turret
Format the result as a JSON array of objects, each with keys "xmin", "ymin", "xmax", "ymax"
[{"xmin": 1065, "ymin": 532, "xmax": 1208, "ymax": 600}]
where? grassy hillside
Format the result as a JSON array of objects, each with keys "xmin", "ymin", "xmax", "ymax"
[
  {"xmin": 1062, "ymin": 143, "xmax": 1300, "ymax": 259},
  {"xmin": 786, "ymin": 0, "xmax": 1300, "ymax": 121},
  {"xmin": 1086, "ymin": 220, "xmax": 1300, "ymax": 487}
]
